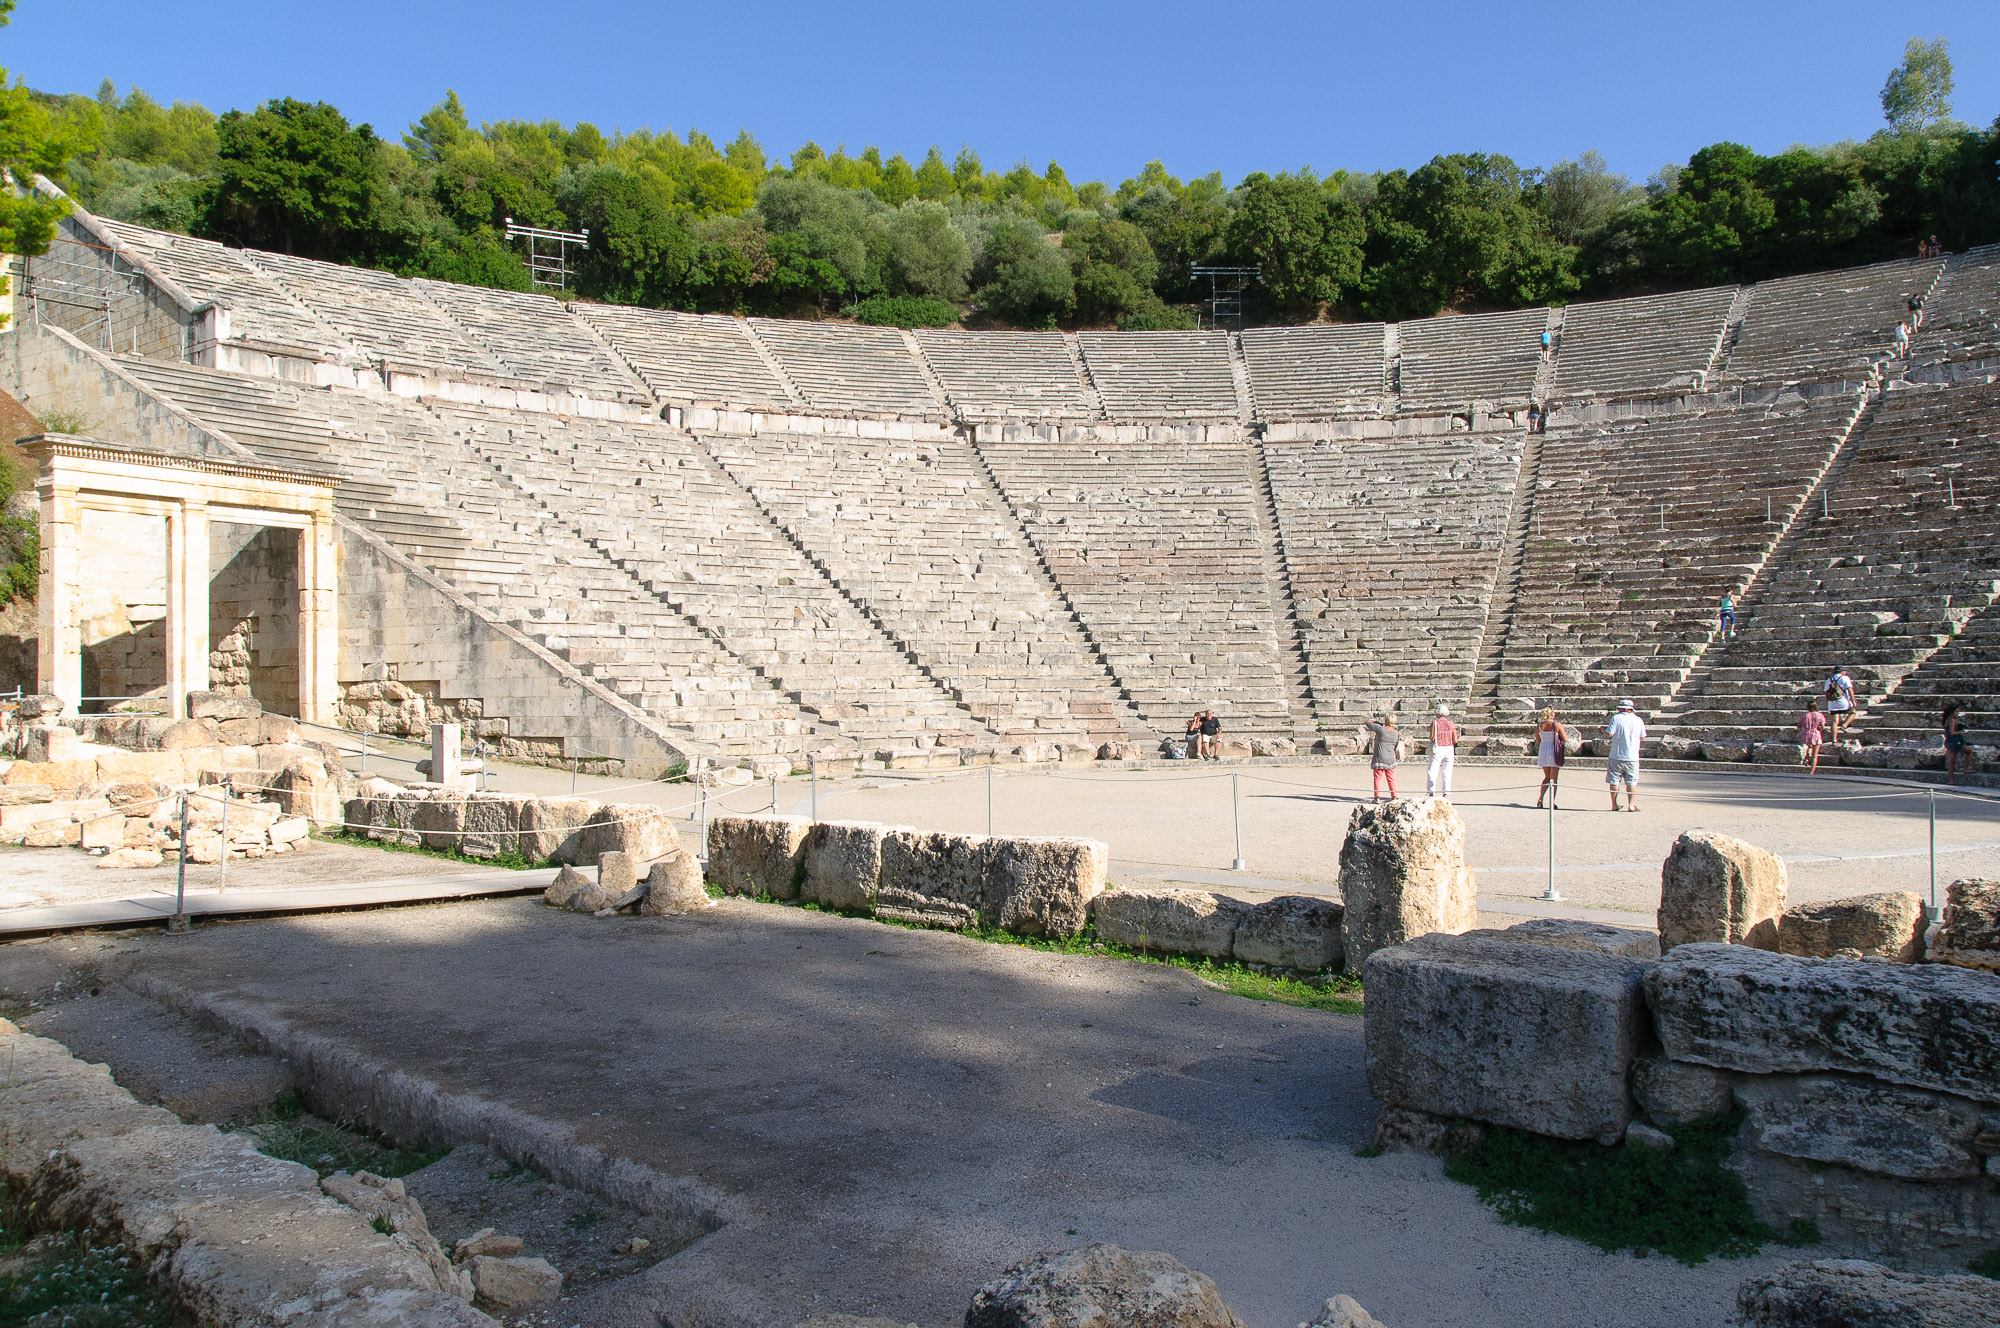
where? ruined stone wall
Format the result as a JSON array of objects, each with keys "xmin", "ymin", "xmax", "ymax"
[
  {"xmin": 209, "ymin": 522, "xmax": 299, "ymax": 717},
  {"xmin": 78, "ymin": 508, "xmax": 167, "ymax": 707},
  {"xmin": 21, "ymin": 217, "xmax": 195, "ymax": 365}
]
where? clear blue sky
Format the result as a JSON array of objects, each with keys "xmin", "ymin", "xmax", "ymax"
[{"xmin": 11, "ymin": 1, "xmax": 1999, "ymax": 187}]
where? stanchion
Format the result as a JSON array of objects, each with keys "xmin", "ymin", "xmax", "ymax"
[
  {"xmin": 570, "ymin": 754, "xmax": 579, "ymax": 796},
  {"xmin": 218, "ymin": 792, "xmax": 228, "ymax": 894},
  {"xmin": 769, "ymin": 774, "xmax": 778, "ymax": 813},
  {"xmin": 358, "ymin": 732, "xmax": 368, "ymax": 774},
  {"xmin": 697, "ymin": 758, "xmax": 708, "ymax": 847},
  {"xmin": 1230, "ymin": 773, "xmax": 1247, "ymax": 872},
  {"xmin": 1540, "ymin": 796, "xmax": 1563, "ymax": 902},
  {"xmin": 987, "ymin": 762, "xmax": 994, "ymax": 838},
  {"xmin": 809, "ymin": 755, "xmax": 818, "ymax": 822},
  {"xmin": 1929, "ymin": 786, "xmax": 1937, "ymax": 913},
  {"xmin": 167, "ymin": 794, "xmax": 190, "ymax": 933}
]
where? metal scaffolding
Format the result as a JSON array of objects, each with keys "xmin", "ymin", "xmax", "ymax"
[
  {"xmin": 504, "ymin": 218, "xmax": 590, "ymax": 292},
  {"xmin": 1190, "ymin": 264, "xmax": 1260, "ymax": 331}
]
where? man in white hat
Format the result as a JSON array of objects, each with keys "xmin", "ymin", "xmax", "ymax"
[
  {"xmin": 1427, "ymin": 702, "xmax": 1458, "ymax": 799},
  {"xmin": 1605, "ymin": 699, "xmax": 1645, "ymax": 812}
]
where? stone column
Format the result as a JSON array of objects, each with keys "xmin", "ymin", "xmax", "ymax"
[
  {"xmin": 297, "ymin": 513, "xmax": 339, "ymax": 725},
  {"xmin": 36, "ymin": 481, "xmax": 81, "ymax": 714},
  {"xmin": 166, "ymin": 499, "xmax": 209, "ymax": 718}
]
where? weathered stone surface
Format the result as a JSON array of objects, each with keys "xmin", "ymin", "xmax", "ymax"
[
  {"xmin": 802, "ymin": 821, "xmax": 905, "ymax": 911},
  {"xmin": 1737, "ymin": 1073, "xmax": 1987, "ymax": 1181},
  {"xmin": 705, "ymin": 815, "xmax": 810, "ymax": 899},
  {"xmin": 544, "ymin": 865, "xmax": 593, "ymax": 910},
  {"xmin": 1931, "ymin": 878, "xmax": 2000, "ymax": 973},
  {"xmin": 268, "ymin": 817, "xmax": 309, "ymax": 846},
  {"xmin": 414, "ymin": 793, "xmax": 467, "ymax": 851},
  {"xmin": 79, "ymin": 813, "xmax": 125, "ymax": 852},
  {"xmin": 25, "ymin": 820, "xmax": 80, "ymax": 847},
  {"xmin": 1097, "ymin": 742, "xmax": 1146, "ymax": 762},
  {"xmin": 256, "ymin": 714, "xmax": 303, "ymax": 746},
  {"xmin": 985, "ymin": 836, "xmax": 1108, "ymax": 938},
  {"xmin": 1338, "ymin": 798, "xmax": 1478, "ymax": 970},
  {"xmin": 597, "ymin": 851, "xmax": 638, "ymax": 897},
  {"xmin": 470, "ymin": 1255, "xmax": 561, "ymax": 1309},
  {"xmin": 1737, "ymin": 1259, "xmax": 2000, "ymax": 1327},
  {"xmin": 453, "ymin": 1228, "xmax": 523, "ymax": 1260},
  {"xmin": 270, "ymin": 758, "xmax": 343, "ymax": 826},
  {"xmin": 1212, "ymin": 737, "xmax": 1253, "ymax": 759},
  {"xmin": 1233, "ymin": 895, "xmax": 1343, "ymax": 971},
  {"xmin": 216, "ymin": 717, "xmax": 260, "ymax": 747},
  {"xmin": 519, "ymin": 796, "xmax": 597, "ymax": 864},
  {"xmin": 1364, "ymin": 932, "xmax": 1654, "ymax": 1144},
  {"xmin": 577, "ymin": 802, "xmax": 680, "ymax": 866},
  {"xmin": 1658, "ymin": 831, "xmax": 1787, "ymax": 951},
  {"xmin": 186, "ymin": 691, "xmax": 261, "ymax": 721},
  {"xmin": 1251, "ymin": 737, "xmax": 1298, "ymax": 758},
  {"xmin": 1630, "ymin": 1055, "xmax": 1735, "ymax": 1126},
  {"xmin": 1297, "ymin": 1296, "xmax": 1385, "ymax": 1328},
  {"xmin": 1093, "ymin": 887, "xmax": 1247, "ymax": 959},
  {"xmin": 639, "ymin": 855, "xmax": 711, "ymax": 915},
  {"xmin": 1646, "ymin": 944, "xmax": 2000, "ymax": 1105},
  {"xmin": 964, "ymin": 1243, "xmax": 1247, "ymax": 1328},
  {"xmin": 1470, "ymin": 916, "xmax": 1663, "ymax": 959},
  {"xmin": 799, "ymin": 1316, "xmax": 918, "ymax": 1328},
  {"xmin": 460, "ymin": 793, "xmax": 525, "ymax": 860},
  {"xmin": 1624, "ymin": 1120, "xmax": 1676, "ymax": 1151},
  {"xmin": 158, "ymin": 718, "xmax": 221, "ymax": 751},
  {"xmin": 876, "ymin": 830, "xmax": 988, "ymax": 928},
  {"xmin": 1780, "ymin": 892, "xmax": 1927, "ymax": 962},
  {"xmin": 97, "ymin": 846, "xmax": 164, "ymax": 869}
]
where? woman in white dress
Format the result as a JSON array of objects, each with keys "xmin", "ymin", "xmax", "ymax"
[{"xmin": 1534, "ymin": 706, "xmax": 1573, "ymax": 809}]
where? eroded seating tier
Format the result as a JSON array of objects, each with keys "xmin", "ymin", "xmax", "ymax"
[
  {"xmin": 1722, "ymin": 258, "xmax": 1941, "ymax": 388},
  {"xmin": 1398, "ymin": 307, "xmax": 1545, "ymax": 408},
  {"xmin": 570, "ymin": 305, "xmax": 791, "ymax": 408},
  {"xmin": 912, "ymin": 330, "xmax": 1098, "ymax": 421},
  {"xmin": 1239, "ymin": 324, "xmax": 1388, "ymax": 419},
  {"xmin": 1552, "ymin": 286, "xmax": 1735, "ymax": 401}
]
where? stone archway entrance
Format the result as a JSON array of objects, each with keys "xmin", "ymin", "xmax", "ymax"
[{"xmin": 27, "ymin": 433, "xmax": 339, "ymax": 722}]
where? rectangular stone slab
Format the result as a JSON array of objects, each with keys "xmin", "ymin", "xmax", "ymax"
[
  {"xmin": 706, "ymin": 815, "xmax": 810, "ymax": 899},
  {"xmin": 877, "ymin": 831, "xmax": 989, "ymax": 928},
  {"xmin": 1645, "ymin": 943, "xmax": 2000, "ymax": 1105},
  {"xmin": 1093, "ymin": 887, "xmax": 1246, "ymax": 959},
  {"xmin": 1364, "ymin": 932, "xmax": 1655, "ymax": 1144}
]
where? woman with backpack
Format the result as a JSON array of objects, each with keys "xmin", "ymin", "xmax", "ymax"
[{"xmin": 1534, "ymin": 706, "xmax": 1573, "ymax": 809}]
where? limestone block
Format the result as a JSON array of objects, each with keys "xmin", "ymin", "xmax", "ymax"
[
  {"xmin": 876, "ymin": 830, "xmax": 988, "ymax": 928},
  {"xmin": 79, "ymin": 814, "xmax": 124, "ymax": 852},
  {"xmin": 1631, "ymin": 1056, "xmax": 1734, "ymax": 1126},
  {"xmin": 0, "ymin": 802, "xmax": 72, "ymax": 832},
  {"xmin": 216, "ymin": 718, "xmax": 260, "ymax": 747},
  {"xmin": 1233, "ymin": 895, "xmax": 1344, "ymax": 971},
  {"xmin": 24, "ymin": 820, "xmax": 80, "ymax": 847},
  {"xmin": 1213, "ymin": 738, "xmax": 1253, "ymax": 759},
  {"xmin": 1250, "ymin": 737, "xmax": 1297, "ymax": 757},
  {"xmin": 460, "ymin": 794, "xmax": 525, "ymax": 860},
  {"xmin": 1931, "ymin": 878, "xmax": 2000, "ymax": 973},
  {"xmin": 705, "ymin": 815, "xmax": 810, "ymax": 899},
  {"xmin": 1645, "ymin": 944, "xmax": 2000, "ymax": 1104},
  {"xmin": 985, "ymin": 836, "xmax": 1108, "ymax": 938},
  {"xmin": 545, "ymin": 865, "xmax": 617, "ymax": 913},
  {"xmin": 20, "ymin": 725, "xmax": 79, "ymax": 763},
  {"xmin": 1093, "ymin": 887, "xmax": 1247, "ymax": 959},
  {"xmin": 16, "ymin": 694, "xmax": 63, "ymax": 721},
  {"xmin": 1338, "ymin": 798, "xmax": 1477, "ymax": 971},
  {"xmin": 1737, "ymin": 1073, "xmax": 1987, "ymax": 1180},
  {"xmin": 1737, "ymin": 1259, "xmax": 2000, "ymax": 1327},
  {"xmin": 1467, "ymin": 917, "xmax": 1662, "ymax": 959},
  {"xmin": 1752, "ymin": 742, "xmax": 1806, "ymax": 766},
  {"xmin": 4, "ymin": 758, "xmax": 96, "ymax": 795},
  {"xmin": 597, "ymin": 851, "xmax": 638, "ymax": 897},
  {"xmin": 97, "ymin": 847, "xmax": 164, "ymax": 869},
  {"xmin": 414, "ymin": 795, "xmax": 467, "ymax": 851},
  {"xmin": 92, "ymin": 750, "xmax": 191, "ymax": 786},
  {"xmin": 158, "ymin": 719, "xmax": 222, "ymax": 751},
  {"xmin": 519, "ymin": 797, "xmax": 598, "ymax": 865},
  {"xmin": 1364, "ymin": 933, "xmax": 1654, "ymax": 1144},
  {"xmin": 964, "ymin": 1244, "xmax": 1247, "ymax": 1328},
  {"xmin": 269, "ymin": 818, "xmax": 310, "ymax": 847},
  {"xmin": 1658, "ymin": 831, "xmax": 1787, "ymax": 951},
  {"xmin": 256, "ymin": 715, "xmax": 303, "ymax": 746},
  {"xmin": 639, "ymin": 855, "xmax": 711, "ymax": 916},
  {"xmin": 271, "ymin": 760, "xmax": 343, "ymax": 827},
  {"xmin": 469, "ymin": 1255, "xmax": 561, "ymax": 1310},
  {"xmin": 1096, "ymin": 742, "xmax": 1146, "ymax": 762},
  {"xmin": 1779, "ymin": 891, "xmax": 1927, "ymax": 961},
  {"xmin": 803, "ymin": 821, "xmax": 906, "ymax": 911},
  {"xmin": 186, "ymin": 691, "xmax": 260, "ymax": 721},
  {"xmin": 576, "ymin": 802, "xmax": 680, "ymax": 867}
]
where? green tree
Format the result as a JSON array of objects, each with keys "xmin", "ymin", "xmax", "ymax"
[
  {"xmin": 1226, "ymin": 170, "xmax": 1364, "ymax": 314},
  {"xmin": 882, "ymin": 199, "xmax": 970, "ymax": 298},
  {"xmin": 756, "ymin": 175, "xmax": 875, "ymax": 300},
  {"xmin": 1065, "ymin": 212, "xmax": 1157, "ymax": 324},
  {"xmin": 915, "ymin": 147, "xmax": 954, "ymax": 201},
  {"xmin": 1362, "ymin": 153, "xmax": 1575, "ymax": 319},
  {"xmin": 558, "ymin": 165, "xmax": 694, "ymax": 304},
  {"xmin": 0, "ymin": 0, "xmax": 76, "ymax": 275},
  {"xmin": 975, "ymin": 217, "xmax": 1071, "ymax": 325},
  {"xmin": 1881, "ymin": 37, "xmax": 1954, "ymax": 132},
  {"xmin": 1117, "ymin": 163, "xmax": 1229, "ymax": 303},
  {"xmin": 1541, "ymin": 150, "xmax": 1633, "ymax": 247},
  {"xmin": 204, "ymin": 97, "xmax": 381, "ymax": 258},
  {"xmin": 1645, "ymin": 142, "xmax": 1778, "ymax": 283}
]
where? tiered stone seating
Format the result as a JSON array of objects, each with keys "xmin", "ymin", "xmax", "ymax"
[
  {"xmin": 1398, "ymin": 308, "xmax": 1545, "ymax": 408},
  {"xmin": 911, "ymin": 330, "xmax": 1098, "ymax": 421},
  {"xmin": 104, "ymin": 357, "xmax": 808, "ymax": 755},
  {"xmin": 92, "ymin": 219, "xmax": 348, "ymax": 358},
  {"xmin": 233, "ymin": 248, "xmax": 509, "ymax": 379},
  {"xmin": 411, "ymin": 280, "xmax": 647, "ymax": 402},
  {"xmin": 747, "ymin": 320, "xmax": 940, "ymax": 416},
  {"xmin": 1488, "ymin": 394, "xmax": 1862, "ymax": 734},
  {"xmin": 1074, "ymin": 332, "xmax": 1239, "ymax": 420},
  {"xmin": 1267, "ymin": 432, "xmax": 1522, "ymax": 716},
  {"xmin": 1669, "ymin": 381, "xmax": 2000, "ymax": 743},
  {"xmin": 702, "ymin": 431, "xmax": 1138, "ymax": 742},
  {"xmin": 1552, "ymin": 286, "xmax": 1735, "ymax": 400},
  {"xmin": 571, "ymin": 305, "xmax": 790, "ymax": 408},
  {"xmin": 1908, "ymin": 244, "xmax": 2000, "ymax": 371},
  {"xmin": 1722, "ymin": 258, "xmax": 1941, "ymax": 388},
  {"xmin": 1865, "ymin": 603, "xmax": 2000, "ymax": 747},
  {"xmin": 1239, "ymin": 325, "xmax": 1388, "ymax": 419},
  {"xmin": 425, "ymin": 403, "xmax": 993, "ymax": 754},
  {"xmin": 978, "ymin": 436, "xmax": 1292, "ymax": 736}
]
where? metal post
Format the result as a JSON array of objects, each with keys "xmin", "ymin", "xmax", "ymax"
[
  {"xmin": 1947, "ymin": 476, "xmax": 1955, "ymax": 507},
  {"xmin": 1230, "ymin": 773, "xmax": 1247, "ymax": 872},
  {"xmin": 168, "ymin": 795, "xmax": 190, "ymax": 933},
  {"xmin": 218, "ymin": 792, "xmax": 228, "ymax": 894},
  {"xmin": 1765, "ymin": 494, "xmax": 1771, "ymax": 523},
  {"xmin": 698, "ymin": 763, "xmax": 709, "ymax": 845},
  {"xmin": 809, "ymin": 755, "xmax": 818, "ymax": 822},
  {"xmin": 1823, "ymin": 488, "xmax": 1829, "ymax": 518},
  {"xmin": 358, "ymin": 731, "xmax": 367, "ymax": 774},
  {"xmin": 1658, "ymin": 504, "xmax": 1665, "ymax": 531},
  {"xmin": 571, "ymin": 754, "xmax": 579, "ymax": 796},
  {"xmin": 1929, "ymin": 787, "xmax": 1937, "ymax": 912},
  {"xmin": 1540, "ymin": 796, "xmax": 1563, "ymax": 901},
  {"xmin": 987, "ymin": 762, "xmax": 994, "ymax": 838},
  {"xmin": 769, "ymin": 774, "xmax": 778, "ymax": 813}
]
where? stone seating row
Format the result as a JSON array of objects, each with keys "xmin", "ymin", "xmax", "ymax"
[
  {"xmin": 1238, "ymin": 324, "xmax": 1388, "ymax": 419},
  {"xmin": 93, "ymin": 218, "xmax": 349, "ymax": 359},
  {"xmin": 911, "ymin": 330, "xmax": 1098, "ymax": 420},
  {"xmin": 747, "ymin": 319, "xmax": 941, "ymax": 416},
  {"xmin": 411, "ymin": 280, "xmax": 647, "ymax": 402},
  {"xmin": 1907, "ymin": 244, "xmax": 2000, "ymax": 370},
  {"xmin": 571, "ymin": 305, "xmax": 793, "ymax": 407},
  {"xmin": 1722, "ymin": 257, "xmax": 1941, "ymax": 388},
  {"xmin": 232, "ymin": 247, "xmax": 510, "ymax": 379},
  {"xmin": 1073, "ymin": 331, "xmax": 1241, "ymax": 419},
  {"xmin": 1551, "ymin": 285, "xmax": 1735, "ymax": 401},
  {"xmin": 1397, "ymin": 307, "xmax": 1544, "ymax": 407}
]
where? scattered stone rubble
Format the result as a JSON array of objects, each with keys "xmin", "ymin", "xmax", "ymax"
[
  {"xmin": 1931, "ymin": 879, "xmax": 2000, "ymax": 973},
  {"xmin": 960, "ymin": 1243, "xmax": 1389, "ymax": 1328},
  {"xmin": 1093, "ymin": 888, "xmax": 1342, "ymax": 972},
  {"xmin": 1737, "ymin": 1259, "xmax": 2000, "ymax": 1328}
]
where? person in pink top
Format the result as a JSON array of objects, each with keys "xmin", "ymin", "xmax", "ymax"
[
  {"xmin": 1798, "ymin": 698, "xmax": 1826, "ymax": 774},
  {"xmin": 1427, "ymin": 702, "xmax": 1458, "ymax": 799}
]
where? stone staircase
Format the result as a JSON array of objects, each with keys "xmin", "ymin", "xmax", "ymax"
[
  {"xmin": 1251, "ymin": 440, "xmax": 1322, "ymax": 739},
  {"xmin": 1466, "ymin": 425, "xmax": 1546, "ymax": 748}
]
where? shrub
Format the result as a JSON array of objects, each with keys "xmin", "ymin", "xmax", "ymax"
[
  {"xmin": 1117, "ymin": 299, "xmax": 1198, "ymax": 331},
  {"xmin": 841, "ymin": 294, "xmax": 958, "ymax": 328}
]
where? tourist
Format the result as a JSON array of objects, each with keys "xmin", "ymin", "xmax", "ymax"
[
  {"xmin": 1605, "ymin": 699, "xmax": 1645, "ymax": 812},
  {"xmin": 1533, "ymin": 707, "xmax": 1571, "ymax": 809},
  {"xmin": 1823, "ymin": 665, "xmax": 1857, "ymax": 741},
  {"xmin": 1182, "ymin": 713, "xmax": 1203, "ymax": 760},
  {"xmin": 1944, "ymin": 701, "xmax": 1968, "ymax": 785},
  {"xmin": 1894, "ymin": 321, "xmax": 1911, "ymax": 356},
  {"xmin": 1798, "ymin": 698, "xmax": 1826, "ymax": 774},
  {"xmin": 1718, "ymin": 591, "xmax": 1737, "ymax": 640},
  {"xmin": 1200, "ymin": 709, "xmax": 1222, "ymax": 759},
  {"xmin": 1527, "ymin": 401, "xmax": 1542, "ymax": 432},
  {"xmin": 1366, "ymin": 712, "xmax": 1403, "ymax": 801},
  {"xmin": 1928, "ymin": 234, "xmax": 1944, "ymax": 259},
  {"xmin": 1427, "ymin": 702, "xmax": 1457, "ymax": 799},
  {"xmin": 1540, "ymin": 328, "xmax": 1552, "ymax": 358}
]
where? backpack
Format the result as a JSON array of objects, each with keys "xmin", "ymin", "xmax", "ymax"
[{"xmin": 1553, "ymin": 726, "xmax": 1568, "ymax": 767}]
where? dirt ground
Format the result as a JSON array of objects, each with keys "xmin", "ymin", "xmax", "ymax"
[{"xmin": 0, "ymin": 900, "xmax": 1793, "ymax": 1328}]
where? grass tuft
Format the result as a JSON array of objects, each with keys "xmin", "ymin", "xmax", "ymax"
[
  {"xmin": 243, "ymin": 1092, "xmax": 442, "ymax": 1179},
  {"xmin": 1440, "ymin": 1110, "xmax": 1800, "ymax": 1265},
  {"xmin": 0, "ymin": 1184, "xmax": 169, "ymax": 1327},
  {"xmin": 1971, "ymin": 1247, "xmax": 2000, "ymax": 1280}
]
